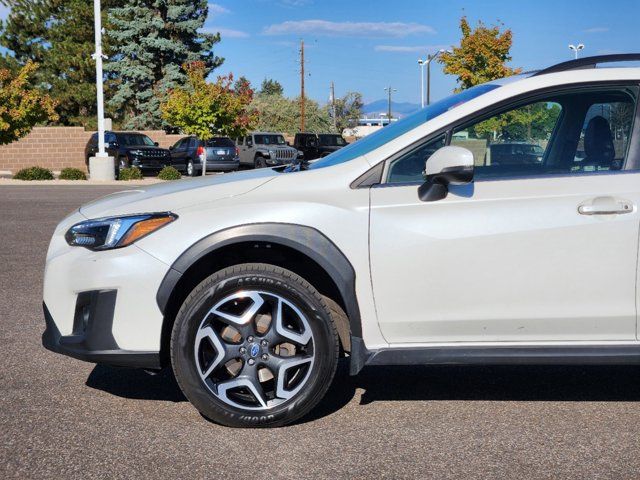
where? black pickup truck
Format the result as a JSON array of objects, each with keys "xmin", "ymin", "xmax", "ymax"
[{"xmin": 293, "ymin": 133, "xmax": 348, "ymax": 161}]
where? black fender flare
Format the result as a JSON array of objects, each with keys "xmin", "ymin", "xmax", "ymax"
[{"xmin": 156, "ymin": 223, "xmax": 362, "ymax": 338}]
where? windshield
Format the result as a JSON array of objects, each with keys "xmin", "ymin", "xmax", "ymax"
[
  {"xmin": 255, "ymin": 134, "xmax": 286, "ymax": 145},
  {"xmin": 318, "ymin": 134, "xmax": 347, "ymax": 147},
  {"xmin": 118, "ymin": 134, "xmax": 155, "ymax": 146},
  {"xmin": 308, "ymin": 83, "xmax": 500, "ymax": 169}
]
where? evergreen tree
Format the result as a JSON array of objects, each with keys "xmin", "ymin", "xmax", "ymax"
[
  {"xmin": 0, "ymin": 0, "xmax": 123, "ymax": 127},
  {"xmin": 260, "ymin": 78, "xmax": 283, "ymax": 96},
  {"xmin": 107, "ymin": 0, "xmax": 223, "ymax": 129}
]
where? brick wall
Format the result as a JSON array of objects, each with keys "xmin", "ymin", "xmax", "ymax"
[{"xmin": 0, "ymin": 127, "xmax": 184, "ymax": 173}]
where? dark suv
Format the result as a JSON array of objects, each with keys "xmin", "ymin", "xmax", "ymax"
[
  {"xmin": 293, "ymin": 133, "xmax": 348, "ymax": 160},
  {"xmin": 85, "ymin": 131, "xmax": 173, "ymax": 175},
  {"xmin": 169, "ymin": 136, "xmax": 239, "ymax": 176}
]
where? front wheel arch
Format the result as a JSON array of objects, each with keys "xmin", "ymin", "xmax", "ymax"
[{"xmin": 157, "ymin": 224, "xmax": 360, "ymax": 368}]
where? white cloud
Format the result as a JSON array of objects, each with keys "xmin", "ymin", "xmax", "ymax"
[
  {"xmin": 279, "ymin": 0, "xmax": 314, "ymax": 5},
  {"xmin": 203, "ymin": 27, "xmax": 250, "ymax": 39},
  {"xmin": 375, "ymin": 45, "xmax": 448, "ymax": 53},
  {"xmin": 264, "ymin": 20, "xmax": 436, "ymax": 38},
  {"xmin": 584, "ymin": 27, "xmax": 609, "ymax": 33},
  {"xmin": 208, "ymin": 3, "xmax": 229, "ymax": 15}
]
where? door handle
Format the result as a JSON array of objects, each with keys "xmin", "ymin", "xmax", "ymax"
[{"xmin": 578, "ymin": 197, "xmax": 634, "ymax": 215}]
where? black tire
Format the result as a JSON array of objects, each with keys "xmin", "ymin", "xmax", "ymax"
[
  {"xmin": 171, "ymin": 263, "xmax": 339, "ymax": 428},
  {"xmin": 254, "ymin": 156, "xmax": 266, "ymax": 169}
]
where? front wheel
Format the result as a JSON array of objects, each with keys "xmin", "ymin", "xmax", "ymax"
[{"xmin": 171, "ymin": 264, "xmax": 339, "ymax": 428}]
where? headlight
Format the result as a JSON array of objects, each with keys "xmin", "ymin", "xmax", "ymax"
[
  {"xmin": 266, "ymin": 150, "xmax": 276, "ymax": 158},
  {"xmin": 65, "ymin": 213, "xmax": 177, "ymax": 251},
  {"xmin": 297, "ymin": 150, "xmax": 304, "ymax": 158}
]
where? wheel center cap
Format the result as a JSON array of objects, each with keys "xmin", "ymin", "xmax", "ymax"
[{"xmin": 248, "ymin": 343, "xmax": 261, "ymax": 358}]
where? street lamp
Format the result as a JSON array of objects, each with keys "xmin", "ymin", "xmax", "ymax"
[
  {"xmin": 418, "ymin": 59, "xmax": 426, "ymax": 108},
  {"xmin": 425, "ymin": 49, "xmax": 451, "ymax": 106},
  {"xmin": 569, "ymin": 43, "xmax": 585, "ymax": 59},
  {"xmin": 89, "ymin": 0, "xmax": 114, "ymax": 180}
]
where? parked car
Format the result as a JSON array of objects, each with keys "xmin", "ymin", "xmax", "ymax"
[
  {"xmin": 237, "ymin": 132, "xmax": 303, "ymax": 168},
  {"xmin": 45, "ymin": 54, "xmax": 640, "ymax": 428},
  {"xmin": 169, "ymin": 136, "xmax": 239, "ymax": 176},
  {"xmin": 293, "ymin": 132, "xmax": 348, "ymax": 160},
  {"xmin": 489, "ymin": 142, "xmax": 544, "ymax": 165},
  {"xmin": 84, "ymin": 131, "xmax": 172, "ymax": 175}
]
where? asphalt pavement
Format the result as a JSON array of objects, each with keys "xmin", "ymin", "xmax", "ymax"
[{"xmin": 2, "ymin": 185, "xmax": 640, "ymax": 479}]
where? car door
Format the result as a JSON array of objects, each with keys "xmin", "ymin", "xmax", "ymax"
[{"xmin": 369, "ymin": 84, "xmax": 640, "ymax": 344}]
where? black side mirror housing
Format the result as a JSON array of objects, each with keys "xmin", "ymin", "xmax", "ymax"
[{"xmin": 154, "ymin": 142, "xmax": 159, "ymax": 146}]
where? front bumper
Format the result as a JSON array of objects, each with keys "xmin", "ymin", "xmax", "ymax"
[
  {"xmin": 43, "ymin": 299, "xmax": 160, "ymax": 369},
  {"xmin": 43, "ymin": 222, "xmax": 169, "ymax": 365}
]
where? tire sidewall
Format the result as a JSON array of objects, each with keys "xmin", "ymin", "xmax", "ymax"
[{"xmin": 171, "ymin": 267, "xmax": 337, "ymax": 427}]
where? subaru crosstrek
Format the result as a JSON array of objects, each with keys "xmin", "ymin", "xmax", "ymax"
[{"xmin": 44, "ymin": 55, "xmax": 640, "ymax": 427}]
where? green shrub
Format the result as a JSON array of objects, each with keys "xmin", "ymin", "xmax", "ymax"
[
  {"xmin": 118, "ymin": 166, "xmax": 143, "ymax": 181},
  {"xmin": 157, "ymin": 165, "xmax": 181, "ymax": 181},
  {"xmin": 13, "ymin": 166, "xmax": 54, "ymax": 181},
  {"xmin": 59, "ymin": 167, "xmax": 87, "ymax": 180}
]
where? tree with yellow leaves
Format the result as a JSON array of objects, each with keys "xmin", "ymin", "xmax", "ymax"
[
  {"xmin": 0, "ymin": 61, "xmax": 57, "ymax": 145},
  {"xmin": 439, "ymin": 17, "xmax": 521, "ymax": 91}
]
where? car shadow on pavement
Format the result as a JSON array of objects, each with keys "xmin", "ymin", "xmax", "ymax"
[{"xmin": 85, "ymin": 361, "xmax": 640, "ymax": 423}]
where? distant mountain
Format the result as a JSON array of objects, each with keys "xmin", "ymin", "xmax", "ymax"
[{"xmin": 362, "ymin": 99, "xmax": 421, "ymax": 118}]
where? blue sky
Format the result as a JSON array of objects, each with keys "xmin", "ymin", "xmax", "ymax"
[
  {"xmin": 205, "ymin": 0, "xmax": 640, "ymax": 105},
  {"xmin": 0, "ymin": 1, "xmax": 637, "ymax": 107}
]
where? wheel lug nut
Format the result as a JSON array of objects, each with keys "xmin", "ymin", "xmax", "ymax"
[
  {"xmin": 247, "ymin": 336, "xmax": 254, "ymax": 342},
  {"xmin": 248, "ymin": 358, "xmax": 255, "ymax": 366},
  {"xmin": 239, "ymin": 347, "xmax": 246, "ymax": 354},
  {"xmin": 262, "ymin": 354, "xmax": 269, "ymax": 360},
  {"xmin": 261, "ymin": 340, "xmax": 268, "ymax": 346}
]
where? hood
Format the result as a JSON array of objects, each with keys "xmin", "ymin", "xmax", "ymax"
[{"xmin": 79, "ymin": 168, "xmax": 278, "ymax": 219}]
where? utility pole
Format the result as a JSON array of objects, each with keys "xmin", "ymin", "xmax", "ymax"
[
  {"xmin": 330, "ymin": 81, "xmax": 336, "ymax": 131},
  {"xmin": 384, "ymin": 86, "xmax": 396, "ymax": 125},
  {"xmin": 300, "ymin": 39, "xmax": 305, "ymax": 132}
]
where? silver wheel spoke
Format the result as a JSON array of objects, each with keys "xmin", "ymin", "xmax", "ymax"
[
  {"xmin": 274, "ymin": 297, "xmax": 312, "ymax": 345},
  {"xmin": 217, "ymin": 375, "xmax": 268, "ymax": 409},
  {"xmin": 209, "ymin": 291, "xmax": 264, "ymax": 327},
  {"xmin": 194, "ymin": 325, "xmax": 226, "ymax": 380},
  {"xmin": 274, "ymin": 356, "xmax": 313, "ymax": 400}
]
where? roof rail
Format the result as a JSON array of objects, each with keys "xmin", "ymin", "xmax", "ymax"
[{"xmin": 534, "ymin": 53, "xmax": 640, "ymax": 76}]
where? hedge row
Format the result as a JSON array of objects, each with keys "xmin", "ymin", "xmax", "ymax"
[{"xmin": 10, "ymin": 165, "xmax": 183, "ymax": 181}]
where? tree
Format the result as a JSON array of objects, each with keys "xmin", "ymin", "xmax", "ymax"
[
  {"xmin": 234, "ymin": 76, "xmax": 252, "ymax": 94},
  {"xmin": 0, "ymin": 61, "xmax": 57, "ymax": 145},
  {"xmin": 107, "ymin": 0, "xmax": 223, "ymax": 129},
  {"xmin": 161, "ymin": 62, "xmax": 257, "ymax": 140},
  {"xmin": 0, "ymin": 0, "xmax": 123, "ymax": 127},
  {"xmin": 260, "ymin": 78, "xmax": 284, "ymax": 96},
  {"xmin": 333, "ymin": 91, "xmax": 363, "ymax": 132},
  {"xmin": 439, "ymin": 17, "xmax": 521, "ymax": 91},
  {"xmin": 250, "ymin": 94, "xmax": 331, "ymax": 135}
]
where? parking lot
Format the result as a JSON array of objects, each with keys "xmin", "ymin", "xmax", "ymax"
[{"xmin": 3, "ymin": 185, "xmax": 640, "ymax": 479}]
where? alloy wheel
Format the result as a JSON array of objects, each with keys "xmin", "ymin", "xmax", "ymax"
[{"xmin": 194, "ymin": 290, "xmax": 315, "ymax": 411}]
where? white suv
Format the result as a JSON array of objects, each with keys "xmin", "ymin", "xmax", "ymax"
[{"xmin": 43, "ymin": 55, "xmax": 640, "ymax": 427}]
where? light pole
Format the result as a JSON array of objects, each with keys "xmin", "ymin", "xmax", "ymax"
[
  {"xmin": 89, "ymin": 0, "xmax": 114, "ymax": 180},
  {"xmin": 569, "ymin": 43, "xmax": 585, "ymax": 59},
  {"xmin": 384, "ymin": 86, "xmax": 397, "ymax": 125},
  {"xmin": 418, "ymin": 59, "xmax": 426, "ymax": 108},
  {"xmin": 425, "ymin": 49, "xmax": 451, "ymax": 105}
]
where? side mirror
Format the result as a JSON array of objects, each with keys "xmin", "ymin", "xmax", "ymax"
[
  {"xmin": 169, "ymin": 145, "xmax": 174, "ymax": 150},
  {"xmin": 418, "ymin": 146, "xmax": 474, "ymax": 202},
  {"xmin": 154, "ymin": 142, "xmax": 159, "ymax": 147},
  {"xmin": 247, "ymin": 141, "xmax": 253, "ymax": 148}
]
